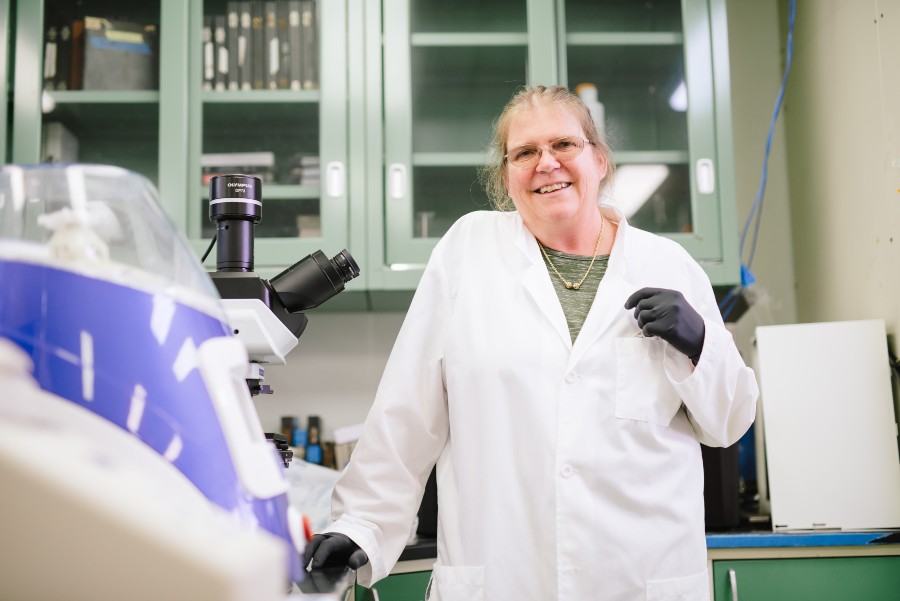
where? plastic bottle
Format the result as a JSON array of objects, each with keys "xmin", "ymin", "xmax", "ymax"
[{"xmin": 575, "ymin": 83, "xmax": 605, "ymax": 140}]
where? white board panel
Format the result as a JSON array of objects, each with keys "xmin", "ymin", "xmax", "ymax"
[{"xmin": 755, "ymin": 319, "xmax": 900, "ymax": 530}]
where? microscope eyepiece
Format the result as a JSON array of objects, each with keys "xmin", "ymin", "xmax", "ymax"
[
  {"xmin": 332, "ymin": 249, "xmax": 361, "ymax": 282},
  {"xmin": 270, "ymin": 249, "xmax": 361, "ymax": 312}
]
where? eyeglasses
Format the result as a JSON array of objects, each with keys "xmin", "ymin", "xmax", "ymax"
[{"xmin": 504, "ymin": 136, "xmax": 590, "ymax": 168}]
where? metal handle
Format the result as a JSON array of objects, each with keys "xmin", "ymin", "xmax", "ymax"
[
  {"xmin": 696, "ymin": 158, "xmax": 715, "ymax": 194},
  {"xmin": 326, "ymin": 161, "xmax": 345, "ymax": 198},
  {"xmin": 728, "ymin": 568, "xmax": 739, "ymax": 601},
  {"xmin": 388, "ymin": 163, "xmax": 407, "ymax": 200}
]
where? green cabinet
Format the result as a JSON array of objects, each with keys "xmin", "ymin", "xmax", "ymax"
[
  {"xmin": 12, "ymin": 0, "xmax": 361, "ymax": 286},
  {"xmin": 355, "ymin": 570, "xmax": 431, "ymax": 601},
  {"xmin": 10, "ymin": 0, "xmax": 741, "ymax": 293},
  {"xmin": 365, "ymin": 0, "xmax": 740, "ymax": 287},
  {"xmin": 712, "ymin": 557, "xmax": 900, "ymax": 601},
  {"xmin": 13, "ymin": 1, "xmax": 170, "ymax": 187}
]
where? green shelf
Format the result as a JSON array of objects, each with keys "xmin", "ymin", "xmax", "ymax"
[
  {"xmin": 411, "ymin": 32, "xmax": 528, "ymax": 46},
  {"xmin": 200, "ymin": 89, "xmax": 321, "ymax": 103},
  {"xmin": 49, "ymin": 90, "xmax": 160, "ymax": 104},
  {"xmin": 413, "ymin": 152, "xmax": 489, "ymax": 167},
  {"xmin": 566, "ymin": 31, "xmax": 683, "ymax": 46}
]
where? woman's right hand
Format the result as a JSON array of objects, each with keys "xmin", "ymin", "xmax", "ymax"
[{"xmin": 304, "ymin": 533, "xmax": 369, "ymax": 571}]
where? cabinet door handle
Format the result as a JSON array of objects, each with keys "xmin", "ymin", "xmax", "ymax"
[
  {"xmin": 728, "ymin": 568, "xmax": 739, "ymax": 601},
  {"xmin": 326, "ymin": 161, "xmax": 345, "ymax": 198},
  {"xmin": 388, "ymin": 163, "xmax": 407, "ymax": 200},
  {"xmin": 696, "ymin": 158, "xmax": 715, "ymax": 194}
]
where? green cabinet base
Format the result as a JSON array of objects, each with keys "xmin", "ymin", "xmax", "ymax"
[
  {"xmin": 713, "ymin": 556, "xmax": 900, "ymax": 601},
  {"xmin": 355, "ymin": 570, "xmax": 432, "ymax": 601}
]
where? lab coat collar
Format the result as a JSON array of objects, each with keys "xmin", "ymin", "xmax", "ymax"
[
  {"xmin": 568, "ymin": 205, "xmax": 642, "ymax": 366},
  {"xmin": 514, "ymin": 213, "xmax": 576, "ymax": 350}
]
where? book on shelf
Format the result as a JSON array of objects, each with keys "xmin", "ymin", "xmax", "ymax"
[
  {"xmin": 300, "ymin": 0, "xmax": 318, "ymax": 89},
  {"xmin": 264, "ymin": 1, "xmax": 279, "ymax": 90},
  {"xmin": 277, "ymin": 2, "xmax": 290, "ymax": 90},
  {"xmin": 286, "ymin": 153, "xmax": 320, "ymax": 185},
  {"xmin": 251, "ymin": 0, "xmax": 265, "ymax": 89},
  {"xmin": 287, "ymin": 1, "xmax": 302, "ymax": 90},
  {"xmin": 213, "ymin": 15, "xmax": 228, "ymax": 91},
  {"xmin": 238, "ymin": 2, "xmax": 253, "ymax": 89},
  {"xmin": 201, "ymin": 151, "xmax": 276, "ymax": 184},
  {"xmin": 69, "ymin": 18, "xmax": 85, "ymax": 90},
  {"xmin": 202, "ymin": 0, "xmax": 317, "ymax": 93},
  {"xmin": 202, "ymin": 16, "xmax": 214, "ymax": 91},
  {"xmin": 43, "ymin": 22, "xmax": 59, "ymax": 91},
  {"xmin": 81, "ymin": 17, "xmax": 159, "ymax": 91},
  {"xmin": 227, "ymin": 3, "xmax": 240, "ymax": 90},
  {"xmin": 55, "ymin": 22, "xmax": 73, "ymax": 90}
]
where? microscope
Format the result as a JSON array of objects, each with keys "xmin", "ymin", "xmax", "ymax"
[{"xmin": 205, "ymin": 174, "xmax": 360, "ymax": 464}]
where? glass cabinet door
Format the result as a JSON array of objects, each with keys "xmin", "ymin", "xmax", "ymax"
[
  {"xmin": 190, "ymin": 0, "xmax": 349, "ymax": 277},
  {"xmin": 559, "ymin": 0, "xmax": 723, "ymax": 263},
  {"xmin": 14, "ymin": 0, "xmax": 163, "ymax": 185},
  {"xmin": 382, "ymin": 0, "xmax": 538, "ymax": 266}
]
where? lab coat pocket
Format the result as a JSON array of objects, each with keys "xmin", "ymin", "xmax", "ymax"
[
  {"xmin": 425, "ymin": 564, "xmax": 484, "ymax": 601},
  {"xmin": 645, "ymin": 570, "xmax": 708, "ymax": 601},
  {"xmin": 615, "ymin": 337, "xmax": 682, "ymax": 427}
]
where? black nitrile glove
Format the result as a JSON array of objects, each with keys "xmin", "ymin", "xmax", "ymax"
[
  {"xmin": 624, "ymin": 287, "xmax": 706, "ymax": 365},
  {"xmin": 304, "ymin": 533, "xmax": 369, "ymax": 571}
]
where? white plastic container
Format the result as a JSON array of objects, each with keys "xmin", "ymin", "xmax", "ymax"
[{"xmin": 575, "ymin": 83, "xmax": 605, "ymax": 140}]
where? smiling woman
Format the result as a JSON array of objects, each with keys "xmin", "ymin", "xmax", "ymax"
[{"xmin": 304, "ymin": 85, "xmax": 759, "ymax": 601}]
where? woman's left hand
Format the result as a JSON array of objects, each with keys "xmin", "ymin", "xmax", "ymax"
[{"xmin": 624, "ymin": 287, "xmax": 705, "ymax": 365}]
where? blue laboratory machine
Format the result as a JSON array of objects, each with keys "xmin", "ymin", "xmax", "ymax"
[{"xmin": 0, "ymin": 164, "xmax": 358, "ymax": 600}]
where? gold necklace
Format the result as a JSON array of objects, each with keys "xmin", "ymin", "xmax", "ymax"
[{"xmin": 537, "ymin": 218, "xmax": 605, "ymax": 290}]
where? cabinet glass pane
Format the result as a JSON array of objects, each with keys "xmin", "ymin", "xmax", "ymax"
[
  {"xmin": 412, "ymin": 46, "xmax": 526, "ymax": 153},
  {"xmin": 612, "ymin": 163, "xmax": 691, "ymax": 233},
  {"xmin": 201, "ymin": 100, "xmax": 321, "ymax": 239},
  {"xmin": 565, "ymin": 0, "xmax": 690, "ymax": 235},
  {"xmin": 42, "ymin": 101, "xmax": 160, "ymax": 185},
  {"xmin": 409, "ymin": 45, "xmax": 526, "ymax": 240},
  {"xmin": 40, "ymin": 0, "xmax": 161, "ymax": 184},
  {"xmin": 413, "ymin": 166, "xmax": 490, "ymax": 239}
]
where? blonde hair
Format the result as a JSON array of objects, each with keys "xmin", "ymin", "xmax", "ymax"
[{"xmin": 478, "ymin": 85, "xmax": 616, "ymax": 211}]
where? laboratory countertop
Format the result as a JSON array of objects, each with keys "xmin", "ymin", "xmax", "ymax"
[
  {"xmin": 398, "ymin": 531, "xmax": 900, "ymax": 565},
  {"xmin": 706, "ymin": 530, "xmax": 900, "ymax": 548}
]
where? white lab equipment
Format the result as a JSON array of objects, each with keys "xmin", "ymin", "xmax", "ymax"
[
  {"xmin": 754, "ymin": 319, "xmax": 900, "ymax": 530},
  {"xmin": 575, "ymin": 82, "xmax": 606, "ymax": 140},
  {"xmin": 0, "ymin": 164, "xmax": 357, "ymax": 599}
]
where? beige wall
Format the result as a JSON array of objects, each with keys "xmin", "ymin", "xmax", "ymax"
[
  {"xmin": 778, "ymin": 0, "xmax": 900, "ymax": 422},
  {"xmin": 783, "ymin": 0, "xmax": 900, "ymax": 330},
  {"xmin": 726, "ymin": 0, "xmax": 797, "ymax": 361}
]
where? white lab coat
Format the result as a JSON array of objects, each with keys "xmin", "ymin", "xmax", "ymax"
[{"xmin": 326, "ymin": 206, "xmax": 758, "ymax": 601}]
